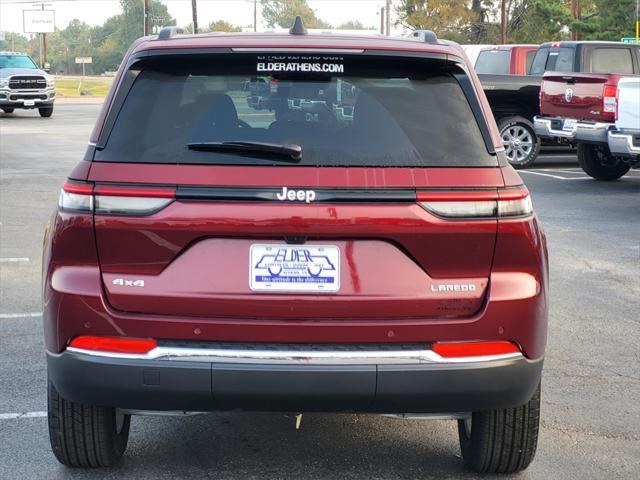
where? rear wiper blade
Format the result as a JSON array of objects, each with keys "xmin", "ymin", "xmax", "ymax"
[{"xmin": 187, "ymin": 141, "xmax": 302, "ymax": 162}]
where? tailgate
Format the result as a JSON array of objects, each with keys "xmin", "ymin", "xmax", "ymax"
[
  {"xmin": 92, "ymin": 165, "xmax": 503, "ymax": 320},
  {"xmin": 540, "ymin": 73, "xmax": 614, "ymax": 121}
]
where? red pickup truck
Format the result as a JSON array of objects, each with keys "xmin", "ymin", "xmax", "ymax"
[
  {"xmin": 533, "ymin": 41, "xmax": 640, "ymax": 179},
  {"xmin": 475, "ymin": 45, "xmax": 538, "ymax": 76}
]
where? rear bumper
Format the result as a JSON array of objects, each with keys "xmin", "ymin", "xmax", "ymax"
[
  {"xmin": 534, "ymin": 116, "xmax": 611, "ymax": 144},
  {"xmin": 47, "ymin": 347, "xmax": 543, "ymax": 414},
  {"xmin": 608, "ymin": 129, "xmax": 640, "ymax": 157}
]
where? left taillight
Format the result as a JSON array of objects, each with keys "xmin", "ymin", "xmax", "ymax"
[{"xmin": 59, "ymin": 181, "xmax": 175, "ymax": 216}]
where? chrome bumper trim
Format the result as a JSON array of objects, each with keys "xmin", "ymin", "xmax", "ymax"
[
  {"xmin": 608, "ymin": 130, "xmax": 640, "ymax": 156},
  {"xmin": 534, "ymin": 116, "xmax": 611, "ymax": 143},
  {"xmin": 66, "ymin": 346, "xmax": 523, "ymax": 365}
]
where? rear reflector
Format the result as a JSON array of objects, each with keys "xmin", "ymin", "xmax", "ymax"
[
  {"xmin": 59, "ymin": 182, "xmax": 175, "ymax": 216},
  {"xmin": 69, "ymin": 336, "xmax": 157, "ymax": 354},
  {"xmin": 432, "ymin": 341, "xmax": 520, "ymax": 358},
  {"xmin": 417, "ymin": 189, "xmax": 533, "ymax": 219}
]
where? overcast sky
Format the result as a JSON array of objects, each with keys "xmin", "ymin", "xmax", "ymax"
[{"xmin": 0, "ymin": 0, "xmax": 404, "ymax": 35}]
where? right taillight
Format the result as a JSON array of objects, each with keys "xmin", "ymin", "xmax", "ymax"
[
  {"xmin": 417, "ymin": 188, "xmax": 533, "ymax": 219},
  {"xmin": 59, "ymin": 181, "xmax": 175, "ymax": 216}
]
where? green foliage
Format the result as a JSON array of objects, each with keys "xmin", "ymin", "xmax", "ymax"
[
  {"xmin": 206, "ymin": 20, "xmax": 243, "ymax": 33},
  {"xmin": 396, "ymin": 0, "xmax": 634, "ymax": 44},
  {"xmin": 582, "ymin": 0, "xmax": 637, "ymax": 41},
  {"xmin": 335, "ymin": 20, "xmax": 375, "ymax": 31},
  {"xmin": 0, "ymin": 1, "xmax": 175, "ymax": 74},
  {"xmin": 261, "ymin": 0, "xmax": 332, "ymax": 29}
]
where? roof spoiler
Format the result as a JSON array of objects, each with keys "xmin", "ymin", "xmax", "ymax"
[{"xmin": 156, "ymin": 26, "xmax": 183, "ymax": 40}]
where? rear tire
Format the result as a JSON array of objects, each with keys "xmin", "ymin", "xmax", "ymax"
[
  {"xmin": 498, "ymin": 116, "xmax": 540, "ymax": 169},
  {"xmin": 39, "ymin": 106, "xmax": 54, "ymax": 117},
  {"xmin": 47, "ymin": 380, "xmax": 130, "ymax": 467},
  {"xmin": 2, "ymin": 108, "xmax": 14, "ymax": 113},
  {"xmin": 577, "ymin": 143, "xmax": 630, "ymax": 180},
  {"xmin": 458, "ymin": 383, "xmax": 540, "ymax": 473}
]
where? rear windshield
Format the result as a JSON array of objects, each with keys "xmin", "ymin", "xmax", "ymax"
[
  {"xmin": 475, "ymin": 50, "xmax": 511, "ymax": 74},
  {"xmin": 530, "ymin": 46, "xmax": 574, "ymax": 74},
  {"xmin": 95, "ymin": 54, "xmax": 495, "ymax": 167}
]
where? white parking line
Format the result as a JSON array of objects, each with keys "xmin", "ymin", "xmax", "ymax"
[
  {"xmin": 519, "ymin": 171, "xmax": 572, "ymax": 180},
  {"xmin": 0, "ymin": 312, "xmax": 42, "ymax": 319},
  {"xmin": 0, "ymin": 411, "xmax": 47, "ymax": 420},
  {"xmin": 0, "ymin": 257, "xmax": 30, "ymax": 263}
]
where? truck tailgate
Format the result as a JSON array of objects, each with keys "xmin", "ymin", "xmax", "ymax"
[{"xmin": 540, "ymin": 73, "xmax": 620, "ymax": 122}]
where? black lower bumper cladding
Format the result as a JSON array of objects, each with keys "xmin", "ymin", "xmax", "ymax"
[{"xmin": 47, "ymin": 351, "xmax": 543, "ymax": 413}]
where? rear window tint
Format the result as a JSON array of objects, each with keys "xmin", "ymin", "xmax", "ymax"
[
  {"xmin": 550, "ymin": 47, "xmax": 575, "ymax": 72},
  {"xmin": 95, "ymin": 54, "xmax": 496, "ymax": 167},
  {"xmin": 529, "ymin": 47, "xmax": 549, "ymax": 75},
  {"xmin": 590, "ymin": 48, "xmax": 634, "ymax": 74},
  {"xmin": 475, "ymin": 50, "xmax": 511, "ymax": 74}
]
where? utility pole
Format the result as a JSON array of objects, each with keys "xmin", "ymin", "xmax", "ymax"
[
  {"xmin": 385, "ymin": 0, "xmax": 391, "ymax": 35},
  {"xmin": 380, "ymin": 6, "xmax": 384, "ymax": 35},
  {"xmin": 143, "ymin": 0, "xmax": 149, "ymax": 36},
  {"xmin": 191, "ymin": 0, "xmax": 198, "ymax": 34},
  {"xmin": 500, "ymin": 0, "xmax": 507, "ymax": 44},
  {"xmin": 254, "ymin": 0, "xmax": 257, "ymax": 32},
  {"xmin": 570, "ymin": 0, "xmax": 581, "ymax": 40}
]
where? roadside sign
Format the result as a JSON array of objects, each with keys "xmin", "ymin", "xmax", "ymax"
[
  {"xmin": 75, "ymin": 57, "xmax": 92, "ymax": 64},
  {"xmin": 621, "ymin": 38, "xmax": 639, "ymax": 44},
  {"xmin": 23, "ymin": 10, "xmax": 55, "ymax": 33}
]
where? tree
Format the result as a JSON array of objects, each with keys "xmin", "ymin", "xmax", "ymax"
[
  {"xmin": 396, "ymin": 0, "xmax": 476, "ymax": 43},
  {"xmin": 581, "ymin": 0, "xmax": 636, "ymax": 41},
  {"xmin": 0, "ymin": 33, "xmax": 31, "ymax": 54},
  {"xmin": 336, "ymin": 20, "xmax": 375, "ymax": 30},
  {"xmin": 206, "ymin": 20, "xmax": 243, "ymax": 32},
  {"xmin": 261, "ymin": 0, "xmax": 332, "ymax": 29}
]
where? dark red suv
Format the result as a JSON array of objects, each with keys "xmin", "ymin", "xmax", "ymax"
[{"xmin": 43, "ymin": 23, "xmax": 548, "ymax": 474}]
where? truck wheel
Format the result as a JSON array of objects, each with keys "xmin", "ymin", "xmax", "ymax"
[
  {"xmin": 2, "ymin": 108, "xmax": 14, "ymax": 113},
  {"xmin": 458, "ymin": 382, "xmax": 540, "ymax": 473},
  {"xmin": 39, "ymin": 106, "xmax": 54, "ymax": 118},
  {"xmin": 577, "ymin": 143, "xmax": 630, "ymax": 181},
  {"xmin": 498, "ymin": 116, "xmax": 540, "ymax": 169},
  {"xmin": 48, "ymin": 380, "xmax": 130, "ymax": 467}
]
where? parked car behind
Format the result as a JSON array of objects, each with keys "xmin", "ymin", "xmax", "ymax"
[
  {"xmin": 43, "ymin": 23, "xmax": 548, "ymax": 474},
  {"xmin": 534, "ymin": 42, "xmax": 640, "ymax": 179},
  {"xmin": 608, "ymin": 77, "xmax": 640, "ymax": 160},
  {"xmin": 482, "ymin": 40, "xmax": 640, "ymax": 169},
  {"xmin": 475, "ymin": 45, "xmax": 538, "ymax": 76},
  {"xmin": 0, "ymin": 51, "xmax": 55, "ymax": 117}
]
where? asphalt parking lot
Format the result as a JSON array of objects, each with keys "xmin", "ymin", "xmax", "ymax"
[{"xmin": 1, "ymin": 104, "xmax": 639, "ymax": 479}]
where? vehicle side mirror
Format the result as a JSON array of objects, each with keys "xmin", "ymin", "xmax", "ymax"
[{"xmin": 43, "ymin": 62, "xmax": 51, "ymax": 73}]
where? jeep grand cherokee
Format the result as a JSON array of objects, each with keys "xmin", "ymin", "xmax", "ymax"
[{"xmin": 43, "ymin": 22, "xmax": 548, "ymax": 474}]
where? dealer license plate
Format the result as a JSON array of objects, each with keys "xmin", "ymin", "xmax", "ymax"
[
  {"xmin": 249, "ymin": 244, "xmax": 340, "ymax": 293},
  {"xmin": 23, "ymin": 100, "xmax": 35, "ymax": 107}
]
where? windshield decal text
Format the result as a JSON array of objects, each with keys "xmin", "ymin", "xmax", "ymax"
[{"xmin": 257, "ymin": 62, "xmax": 344, "ymax": 73}]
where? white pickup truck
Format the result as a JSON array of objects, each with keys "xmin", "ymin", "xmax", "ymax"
[{"xmin": 608, "ymin": 76, "xmax": 640, "ymax": 160}]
